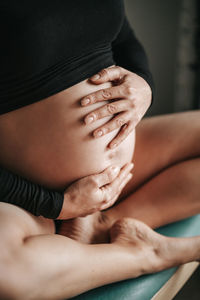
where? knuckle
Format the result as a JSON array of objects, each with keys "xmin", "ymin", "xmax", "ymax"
[
  {"xmin": 116, "ymin": 66, "xmax": 123, "ymax": 75},
  {"xmin": 92, "ymin": 111, "xmax": 98, "ymax": 120},
  {"xmin": 126, "ymin": 74, "xmax": 133, "ymax": 81},
  {"xmin": 100, "ymin": 68, "xmax": 109, "ymax": 77},
  {"xmin": 101, "ymin": 89, "xmax": 112, "ymax": 100},
  {"xmin": 105, "ymin": 120, "xmax": 114, "ymax": 131},
  {"xmin": 127, "ymin": 87, "xmax": 135, "ymax": 97},
  {"xmin": 89, "ymin": 95, "xmax": 95, "ymax": 104},
  {"xmin": 116, "ymin": 118, "xmax": 125, "ymax": 127},
  {"xmin": 106, "ymin": 103, "xmax": 117, "ymax": 114},
  {"xmin": 123, "ymin": 83, "xmax": 135, "ymax": 97}
]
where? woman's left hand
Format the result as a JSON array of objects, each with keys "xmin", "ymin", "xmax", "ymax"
[{"xmin": 81, "ymin": 66, "xmax": 152, "ymax": 148}]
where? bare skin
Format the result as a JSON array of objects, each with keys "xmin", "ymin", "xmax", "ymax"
[
  {"xmin": 82, "ymin": 65, "xmax": 152, "ymax": 149},
  {"xmin": 59, "ymin": 111, "xmax": 200, "ymax": 243},
  {"xmin": 0, "ymin": 68, "xmax": 135, "ymax": 190},
  {"xmin": 0, "ymin": 70, "xmax": 200, "ymax": 299},
  {"xmin": 107, "ymin": 111, "xmax": 200, "ymax": 227},
  {"xmin": 58, "ymin": 163, "xmax": 134, "ymax": 219},
  {"xmin": 0, "ymin": 203, "xmax": 200, "ymax": 300},
  {"xmin": 0, "ymin": 111, "xmax": 200, "ymax": 299}
]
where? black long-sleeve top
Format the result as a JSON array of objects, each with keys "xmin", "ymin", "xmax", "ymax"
[{"xmin": 0, "ymin": 0, "xmax": 154, "ymax": 219}]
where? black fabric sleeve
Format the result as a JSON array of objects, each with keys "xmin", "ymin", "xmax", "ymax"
[
  {"xmin": 0, "ymin": 166, "xmax": 64, "ymax": 219},
  {"xmin": 112, "ymin": 15, "xmax": 155, "ymax": 103}
]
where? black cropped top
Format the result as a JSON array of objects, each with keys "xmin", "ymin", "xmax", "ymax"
[
  {"xmin": 0, "ymin": 0, "xmax": 154, "ymax": 218},
  {"xmin": 0, "ymin": 0, "xmax": 153, "ymax": 114}
]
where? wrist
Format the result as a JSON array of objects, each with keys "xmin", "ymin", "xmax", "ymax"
[{"xmin": 57, "ymin": 192, "xmax": 74, "ymax": 220}]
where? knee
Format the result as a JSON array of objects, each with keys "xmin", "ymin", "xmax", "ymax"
[
  {"xmin": 0, "ymin": 248, "xmax": 23, "ymax": 299},
  {"xmin": 0, "ymin": 220, "xmax": 31, "ymax": 299},
  {"xmin": 0, "ymin": 204, "xmax": 54, "ymax": 299},
  {"xmin": 0, "ymin": 230, "xmax": 31, "ymax": 300}
]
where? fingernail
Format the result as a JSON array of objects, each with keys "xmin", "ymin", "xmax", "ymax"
[
  {"xmin": 94, "ymin": 129, "xmax": 103, "ymax": 137},
  {"xmin": 111, "ymin": 166, "xmax": 120, "ymax": 173},
  {"xmin": 85, "ymin": 116, "xmax": 94, "ymax": 124},
  {"xmin": 81, "ymin": 98, "xmax": 90, "ymax": 106},
  {"xmin": 91, "ymin": 74, "xmax": 100, "ymax": 81}
]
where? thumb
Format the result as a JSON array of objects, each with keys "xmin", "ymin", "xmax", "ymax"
[{"xmin": 92, "ymin": 165, "xmax": 120, "ymax": 187}]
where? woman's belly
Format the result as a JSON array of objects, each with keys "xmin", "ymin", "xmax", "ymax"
[{"xmin": 0, "ymin": 77, "xmax": 135, "ymax": 190}]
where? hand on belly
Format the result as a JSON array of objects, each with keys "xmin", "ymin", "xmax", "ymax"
[{"xmin": 0, "ymin": 78, "xmax": 135, "ymax": 189}]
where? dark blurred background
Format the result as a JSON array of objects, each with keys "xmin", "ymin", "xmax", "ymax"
[
  {"xmin": 124, "ymin": 0, "xmax": 199, "ymax": 117},
  {"xmin": 124, "ymin": 0, "xmax": 200, "ymax": 299}
]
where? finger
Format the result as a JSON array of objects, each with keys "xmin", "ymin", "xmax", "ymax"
[
  {"xmin": 93, "ymin": 111, "xmax": 131, "ymax": 138},
  {"xmin": 100, "ymin": 194, "xmax": 119, "ymax": 211},
  {"xmin": 118, "ymin": 173, "xmax": 133, "ymax": 193},
  {"xmin": 92, "ymin": 165, "xmax": 121, "ymax": 187},
  {"xmin": 102, "ymin": 163, "xmax": 134, "ymax": 199},
  {"xmin": 109, "ymin": 163, "xmax": 134, "ymax": 191},
  {"xmin": 84, "ymin": 99, "xmax": 133, "ymax": 124},
  {"xmin": 81, "ymin": 86, "xmax": 124, "ymax": 106},
  {"xmin": 89, "ymin": 66, "xmax": 125, "ymax": 84},
  {"xmin": 101, "ymin": 172, "xmax": 133, "ymax": 210},
  {"xmin": 109, "ymin": 121, "xmax": 135, "ymax": 149}
]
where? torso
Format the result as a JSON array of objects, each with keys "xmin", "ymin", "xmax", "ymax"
[
  {"xmin": 0, "ymin": 1, "xmax": 135, "ymax": 190},
  {"xmin": 0, "ymin": 78, "xmax": 135, "ymax": 190}
]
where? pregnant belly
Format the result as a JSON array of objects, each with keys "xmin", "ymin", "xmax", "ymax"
[{"xmin": 0, "ymin": 78, "xmax": 135, "ymax": 190}]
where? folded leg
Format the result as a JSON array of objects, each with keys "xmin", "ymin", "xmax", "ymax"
[
  {"xmin": 105, "ymin": 111, "xmax": 200, "ymax": 228},
  {"xmin": 1, "ymin": 203, "xmax": 200, "ymax": 300}
]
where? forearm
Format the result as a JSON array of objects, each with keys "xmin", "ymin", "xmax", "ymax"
[{"xmin": 0, "ymin": 166, "xmax": 64, "ymax": 219}]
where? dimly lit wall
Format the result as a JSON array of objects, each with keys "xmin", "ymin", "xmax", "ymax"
[{"xmin": 124, "ymin": 0, "xmax": 182, "ymax": 116}]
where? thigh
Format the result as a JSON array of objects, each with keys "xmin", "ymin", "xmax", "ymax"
[{"xmin": 120, "ymin": 110, "xmax": 200, "ymax": 199}]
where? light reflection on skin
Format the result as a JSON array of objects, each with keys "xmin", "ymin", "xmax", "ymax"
[{"xmin": 0, "ymin": 77, "xmax": 135, "ymax": 190}]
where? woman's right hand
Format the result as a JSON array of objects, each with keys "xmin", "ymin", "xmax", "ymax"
[{"xmin": 57, "ymin": 163, "xmax": 133, "ymax": 219}]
